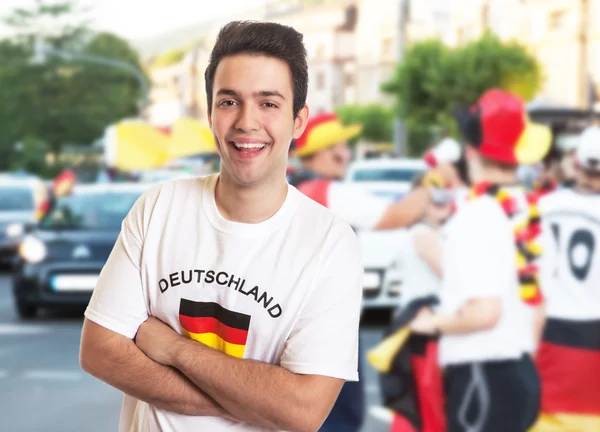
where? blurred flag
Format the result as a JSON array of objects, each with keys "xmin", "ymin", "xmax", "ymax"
[
  {"xmin": 103, "ymin": 118, "xmax": 215, "ymax": 171},
  {"xmin": 370, "ymin": 296, "xmax": 446, "ymax": 432},
  {"xmin": 104, "ymin": 121, "xmax": 170, "ymax": 171},
  {"xmin": 168, "ymin": 117, "xmax": 216, "ymax": 158}
]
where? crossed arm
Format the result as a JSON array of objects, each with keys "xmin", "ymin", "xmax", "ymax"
[{"xmin": 80, "ymin": 318, "xmax": 344, "ymax": 432}]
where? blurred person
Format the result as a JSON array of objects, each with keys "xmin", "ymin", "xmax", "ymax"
[
  {"xmin": 398, "ymin": 173, "xmax": 452, "ymax": 306},
  {"xmin": 409, "ymin": 89, "xmax": 551, "ymax": 432},
  {"xmin": 558, "ymin": 140, "xmax": 578, "ymax": 188},
  {"xmin": 423, "ymin": 137, "xmax": 462, "ymax": 187},
  {"xmin": 386, "ymin": 174, "xmax": 453, "ymax": 432},
  {"xmin": 80, "ymin": 21, "xmax": 364, "ymax": 432},
  {"xmin": 423, "ymin": 137, "xmax": 470, "ymax": 211},
  {"xmin": 288, "ymin": 113, "xmax": 439, "ymax": 432},
  {"xmin": 532, "ymin": 126, "xmax": 600, "ymax": 432},
  {"xmin": 289, "ymin": 113, "xmax": 434, "ymax": 230}
]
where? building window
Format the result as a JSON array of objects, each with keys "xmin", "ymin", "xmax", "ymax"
[
  {"xmin": 316, "ymin": 72, "xmax": 325, "ymax": 90},
  {"xmin": 344, "ymin": 73, "xmax": 354, "ymax": 87},
  {"xmin": 381, "ymin": 38, "xmax": 393, "ymax": 59},
  {"xmin": 549, "ymin": 10, "xmax": 567, "ymax": 31},
  {"xmin": 316, "ymin": 44, "xmax": 325, "ymax": 60}
]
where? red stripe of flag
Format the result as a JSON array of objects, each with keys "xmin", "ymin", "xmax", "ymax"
[
  {"xmin": 179, "ymin": 315, "xmax": 249, "ymax": 345},
  {"xmin": 536, "ymin": 341, "xmax": 600, "ymax": 415}
]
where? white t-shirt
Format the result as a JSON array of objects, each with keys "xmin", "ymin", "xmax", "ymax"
[
  {"xmin": 399, "ymin": 223, "xmax": 442, "ymax": 306},
  {"xmin": 438, "ymin": 195, "xmax": 531, "ymax": 366},
  {"xmin": 538, "ymin": 188, "xmax": 600, "ymax": 321},
  {"xmin": 84, "ymin": 174, "xmax": 363, "ymax": 432}
]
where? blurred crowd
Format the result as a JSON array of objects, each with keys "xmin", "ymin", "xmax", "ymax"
[
  {"xmin": 1, "ymin": 85, "xmax": 599, "ymax": 432},
  {"xmin": 282, "ymin": 89, "xmax": 600, "ymax": 432}
]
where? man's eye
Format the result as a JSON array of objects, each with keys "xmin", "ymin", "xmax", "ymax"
[
  {"xmin": 263, "ymin": 103, "xmax": 277, "ymax": 108},
  {"xmin": 220, "ymin": 100, "xmax": 237, "ymax": 107}
]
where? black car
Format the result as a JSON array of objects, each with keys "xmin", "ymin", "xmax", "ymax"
[{"xmin": 12, "ymin": 183, "xmax": 149, "ymax": 318}]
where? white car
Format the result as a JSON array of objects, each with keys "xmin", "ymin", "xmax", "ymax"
[
  {"xmin": 345, "ymin": 158, "xmax": 426, "ymax": 201},
  {"xmin": 346, "ymin": 158, "xmax": 427, "ymax": 311}
]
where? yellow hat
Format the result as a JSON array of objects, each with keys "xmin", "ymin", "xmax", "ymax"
[{"xmin": 293, "ymin": 113, "xmax": 362, "ymax": 158}]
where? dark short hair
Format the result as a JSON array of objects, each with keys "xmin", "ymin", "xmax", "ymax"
[{"xmin": 205, "ymin": 20, "xmax": 308, "ymax": 118}]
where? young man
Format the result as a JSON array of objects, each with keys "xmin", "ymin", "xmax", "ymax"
[
  {"xmin": 410, "ymin": 89, "xmax": 551, "ymax": 432},
  {"xmin": 288, "ymin": 112, "xmax": 439, "ymax": 432},
  {"xmin": 533, "ymin": 126, "xmax": 600, "ymax": 432},
  {"xmin": 80, "ymin": 21, "xmax": 363, "ymax": 432}
]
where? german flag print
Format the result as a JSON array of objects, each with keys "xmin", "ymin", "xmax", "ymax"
[{"xmin": 179, "ymin": 300, "xmax": 251, "ymax": 359}]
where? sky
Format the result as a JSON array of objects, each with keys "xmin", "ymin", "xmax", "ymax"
[{"xmin": 0, "ymin": 0, "xmax": 271, "ymax": 41}]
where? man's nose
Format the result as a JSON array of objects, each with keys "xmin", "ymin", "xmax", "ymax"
[{"xmin": 235, "ymin": 104, "xmax": 260, "ymax": 132}]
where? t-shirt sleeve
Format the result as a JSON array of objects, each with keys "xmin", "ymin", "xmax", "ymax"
[
  {"xmin": 327, "ymin": 182, "xmax": 389, "ymax": 230},
  {"xmin": 280, "ymin": 222, "xmax": 363, "ymax": 381},
  {"xmin": 452, "ymin": 199, "xmax": 514, "ymax": 299},
  {"xmin": 83, "ymin": 187, "xmax": 158, "ymax": 339}
]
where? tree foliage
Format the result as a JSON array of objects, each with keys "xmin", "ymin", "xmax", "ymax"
[
  {"xmin": 151, "ymin": 48, "xmax": 186, "ymax": 69},
  {"xmin": 0, "ymin": 0, "xmax": 147, "ymax": 172},
  {"xmin": 382, "ymin": 32, "xmax": 543, "ymax": 156},
  {"xmin": 336, "ymin": 104, "xmax": 394, "ymax": 144}
]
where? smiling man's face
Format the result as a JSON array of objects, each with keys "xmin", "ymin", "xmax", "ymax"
[{"xmin": 209, "ymin": 54, "xmax": 308, "ymax": 188}]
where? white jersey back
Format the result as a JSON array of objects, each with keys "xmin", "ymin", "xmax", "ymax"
[{"xmin": 538, "ymin": 189, "xmax": 600, "ymax": 321}]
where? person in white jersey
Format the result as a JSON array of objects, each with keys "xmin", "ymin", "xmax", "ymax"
[
  {"xmin": 80, "ymin": 21, "xmax": 364, "ymax": 432},
  {"xmin": 532, "ymin": 126, "xmax": 600, "ymax": 432},
  {"xmin": 409, "ymin": 89, "xmax": 552, "ymax": 432}
]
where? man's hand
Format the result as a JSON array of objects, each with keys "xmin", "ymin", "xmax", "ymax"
[
  {"xmin": 409, "ymin": 308, "xmax": 438, "ymax": 335},
  {"xmin": 135, "ymin": 317, "xmax": 183, "ymax": 366}
]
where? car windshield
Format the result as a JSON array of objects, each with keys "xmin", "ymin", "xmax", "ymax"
[
  {"xmin": 40, "ymin": 191, "xmax": 142, "ymax": 230},
  {"xmin": 0, "ymin": 187, "xmax": 34, "ymax": 211},
  {"xmin": 352, "ymin": 168, "xmax": 423, "ymax": 182}
]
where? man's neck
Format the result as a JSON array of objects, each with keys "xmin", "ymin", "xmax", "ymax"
[
  {"xmin": 478, "ymin": 168, "xmax": 518, "ymax": 186},
  {"xmin": 215, "ymin": 173, "xmax": 289, "ymax": 224}
]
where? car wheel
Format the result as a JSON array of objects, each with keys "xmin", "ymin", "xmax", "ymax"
[{"xmin": 16, "ymin": 298, "xmax": 37, "ymax": 319}]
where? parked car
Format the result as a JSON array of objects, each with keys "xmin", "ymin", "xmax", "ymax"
[
  {"xmin": 346, "ymin": 158, "xmax": 427, "ymax": 312},
  {"xmin": 345, "ymin": 158, "xmax": 426, "ymax": 201},
  {"xmin": 0, "ymin": 176, "xmax": 49, "ymax": 268},
  {"xmin": 11, "ymin": 182, "xmax": 149, "ymax": 318}
]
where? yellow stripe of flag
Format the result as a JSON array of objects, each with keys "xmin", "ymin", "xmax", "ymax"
[
  {"xmin": 529, "ymin": 413, "xmax": 600, "ymax": 432},
  {"xmin": 182, "ymin": 330, "xmax": 246, "ymax": 358}
]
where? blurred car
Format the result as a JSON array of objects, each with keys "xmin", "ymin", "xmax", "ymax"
[
  {"xmin": 345, "ymin": 158, "xmax": 426, "ymax": 201},
  {"xmin": 137, "ymin": 169, "xmax": 195, "ymax": 184},
  {"xmin": 358, "ymin": 228, "xmax": 407, "ymax": 312},
  {"xmin": 0, "ymin": 176, "xmax": 49, "ymax": 268},
  {"xmin": 346, "ymin": 158, "xmax": 427, "ymax": 313},
  {"xmin": 11, "ymin": 183, "xmax": 149, "ymax": 318}
]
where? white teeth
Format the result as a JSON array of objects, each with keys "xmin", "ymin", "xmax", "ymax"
[{"xmin": 233, "ymin": 142, "xmax": 266, "ymax": 149}]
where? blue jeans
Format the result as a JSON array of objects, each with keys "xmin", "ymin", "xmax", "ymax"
[{"xmin": 319, "ymin": 342, "xmax": 365, "ymax": 432}]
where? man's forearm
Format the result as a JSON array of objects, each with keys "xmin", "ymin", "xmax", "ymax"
[
  {"xmin": 436, "ymin": 300, "xmax": 501, "ymax": 335},
  {"xmin": 375, "ymin": 187, "xmax": 428, "ymax": 230},
  {"xmin": 80, "ymin": 323, "xmax": 237, "ymax": 420},
  {"xmin": 170, "ymin": 338, "xmax": 325, "ymax": 432}
]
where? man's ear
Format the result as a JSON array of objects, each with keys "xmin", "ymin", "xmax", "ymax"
[{"xmin": 293, "ymin": 104, "xmax": 309, "ymax": 139}]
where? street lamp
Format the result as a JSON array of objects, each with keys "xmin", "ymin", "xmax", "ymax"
[
  {"xmin": 32, "ymin": 37, "xmax": 149, "ymax": 112},
  {"xmin": 393, "ymin": 0, "xmax": 410, "ymax": 157}
]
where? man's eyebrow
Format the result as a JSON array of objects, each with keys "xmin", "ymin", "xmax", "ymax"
[
  {"xmin": 215, "ymin": 89, "xmax": 286, "ymax": 100},
  {"xmin": 255, "ymin": 90, "xmax": 285, "ymax": 100},
  {"xmin": 216, "ymin": 88, "xmax": 239, "ymax": 97}
]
